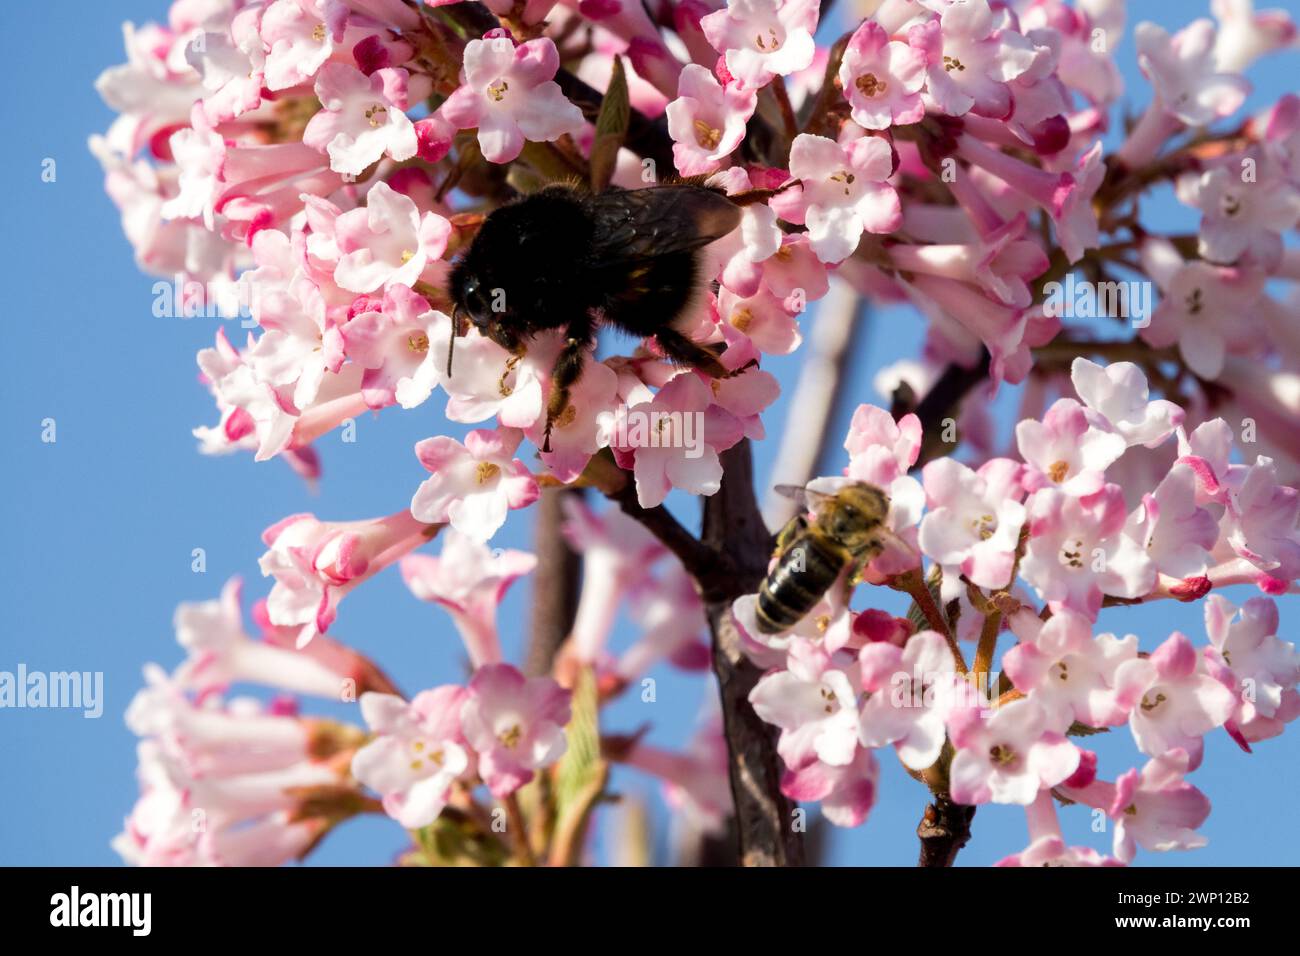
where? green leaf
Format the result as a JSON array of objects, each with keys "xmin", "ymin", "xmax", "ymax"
[
  {"xmin": 589, "ymin": 56, "xmax": 629, "ymax": 192},
  {"xmin": 549, "ymin": 666, "xmax": 608, "ymax": 865},
  {"xmin": 412, "ymin": 812, "xmax": 508, "ymax": 867}
]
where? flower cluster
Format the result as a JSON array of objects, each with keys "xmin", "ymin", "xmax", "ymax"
[
  {"xmin": 739, "ymin": 358, "xmax": 1300, "ymax": 864},
  {"xmin": 96, "ymin": 0, "xmax": 1300, "ymax": 866}
]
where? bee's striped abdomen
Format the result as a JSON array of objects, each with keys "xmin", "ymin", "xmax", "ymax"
[{"xmin": 755, "ymin": 534, "xmax": 847, "ymax": 634}]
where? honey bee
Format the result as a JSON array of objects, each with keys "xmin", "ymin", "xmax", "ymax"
[
  {"xmin": 756, "ymin": 482, "xmax": 893, "ymax": 634},
  {"xmin": 447, "ymin": 181, "xmax": 776, "ymax": 451}
]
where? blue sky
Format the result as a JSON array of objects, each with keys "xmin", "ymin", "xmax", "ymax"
[{"xmin": 1, "ymin": 0, "xmax": 1297, "ymax": 867}]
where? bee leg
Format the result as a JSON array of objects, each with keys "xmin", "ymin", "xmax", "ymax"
[
  {"xmin": 652, "ymin": 328, "xmax": 739, "ymax": 379},
  {"xmin": 773, "ymin": 514, "xmax": 808, "ymax": 559},
  {"xmin": 543, "ymin": 326, "xmax": 592, "ymax": 453}
]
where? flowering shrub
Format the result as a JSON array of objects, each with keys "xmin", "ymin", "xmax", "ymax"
[{"xmin": 96, "ymin": 0, "xmax": 1300, "ymax": 867}]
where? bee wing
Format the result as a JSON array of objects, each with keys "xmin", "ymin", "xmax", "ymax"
[
  {"xmin": 772, "ymin": 483, "xmax": 835, "ymax": 515},
  {"xmin": 584, "ymin": 186, "xmax": 742, "ymax": 262}
]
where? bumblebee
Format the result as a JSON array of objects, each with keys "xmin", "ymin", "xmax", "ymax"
[
  {"xmin": 756, "ymin": 482, "xmax": 893, "ymax": 634},
  {"xmin": 448, "ymin": 182, "xmax": 768, "ymax": 451}
]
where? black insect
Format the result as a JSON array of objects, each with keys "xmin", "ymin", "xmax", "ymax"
[{"xmin": 448, "ymin": 182, "xmax": 770, "ymax": 451}]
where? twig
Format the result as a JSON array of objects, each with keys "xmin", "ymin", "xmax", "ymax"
[
  {"xmin": 701, "ymin": 441, "xmax": 806, "ymax": 867},
  {"xmin": 503, "ymin": 793, "xmax": 537, "ymax": 866},
  {"xmin": 909, "ymin": 350, "xmax": 992, "ymax": 470},
  {"xmin": 916, "ymin": 797, "xmax": 976, "ymax": 867},
  {"xmin": 525, "ymin": 487, "xmax": 583, "ymax": 677}
]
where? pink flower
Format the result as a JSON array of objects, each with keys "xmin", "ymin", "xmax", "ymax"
[
  {"xmin": 114, "ymin": 738, "xmax": 332, "ymax": 867},
  {"xmin": 1141, "ymin": 237, "xmax": 1267, "ymax": 378},
  {"xmin": 715, "ymin": 288, "xmax": 802, "ymax": 355},
  {"xmin": 1109, "ymin": 750, "xmax": 1211, "ymax": 862},
  {"xmin": 260, "ymin": 0, "xmax": 349, "ymax": 91},
  {"xmin": 781, "ymin": 747, "xmax": 879, "ymax": 828},
  {"xmin": 333, "ymin": 181, "xmax": 451, "ymax": 293},
  {"xmin": 161, "ymin": 110, "xmax": 225, "ymax": 230},
  {"xmin": 838, "ymin": 20, "xmax": 926, "ymax": 130},
  {"xmin": 400, "ymin": 530, "xmax": 537, "ymax": 667},
  {"xmin": 887, "ymin": 213, "xmax": 1049, "ymax": 309},
  {"xmin": 1002, "ymin": 608, "xmax": 1137, "ymax": 730},
  {"xmin": 844, "ymin": 403, "xmax": 922, "ymax": 487},
  {"xmin": 189, "ymin": 11, "xmax": 266, "ymax": 123},
  {"xmin": 429, "ymin": 324, "xmax": 546, "ymax": 429},
  {"xmin": 1070, "ymin": 358, "xmax": 1184, "ymax": 448},
  {"xmin": 259, "ymin": 509, "xmax": 431, "ymax": 645},
  {"xmin": 700, "ymin": 0, "xmax": 819, "ymax": 89},
  {"xmin": 342, "ymin": 285, "xmax": 447, "ymax": 409},
  {"xmin": 775, "ymin": 133, "xmax": 901, "ymax": 263},
  {"xmin": 1204, "ymin": 594, "xmax": 1300, "ymax": 730},
  {"xmin": 919, "ymin": 457, "xmax": 1027, "ymax": 589},
  {"xmin": 410, "ymin": 429, "xmax": 540, "ymax": 543},
  {"xmin": 1136, "ymin": 19, "xmax": 1250, "ymax": 127},
  {"xmin": 995, "ymin": 792, "xmax": 1123, "ymax": 866},
  {"xmin": 619, "ymin": 721, "xmax": 732, "ymax": 836},
  {"xmin": 1213, "ymin": 0, "xmax": 1298, "ymax": 72},
  {"xmin": 352, "ymin": 688, "xmax": 471, "ymax": 828},
  {"xmin": 1179, "ymin": 156, "xmax": 1300, "ymax": 268},
  {"xmin": 440, "ymin": 36, "xmax": 584, "ymax": 164},
  {"xmin": 303, "ymin": 63, "xmax": 419, "ymax": 175},
  {"xmin": 1221, "ymin": 455, "xmax": 1300, "ymax": 585},
  {"xmin": 758, "ymin": 235, "xmax": 831, "ymax": 307},
  {"xmin": 126, "ymin": 668, "xmax": 317, "ymax": 777},
  {"xmin": 948, "ymin": 698, "xmax": 1080, "ymax": 805},
  {"xmin": 563, "ymin": 496, "xmax": 666, "ymax": 662},
  {"xmin": 666, "ymin": 64, "xmax": 757, "ymax": 176},
  {"xmin": 911, "ymin": 0, "xmax": 1038, "ymax": 119},
  {"xmin": 749, "ymin": 637, "xmax": 860, "ymax": 769},
  {"xmin": 1055, "ymin": 141, "xmax": 1106, "ymax": 264},
  {"xmin": 460, "ymin": 664, "xmax": 571, "ymax": 796},
  {"xmin": 858, "ymin": 630, "xmax": 960, "ymax": 771},
  {"xmin": 619, "ymin": 566, "xmax": 711, "ymax": 679},
  {"xmin": 1123, "ymin": 463, "xmax": 1219, "ymax": 581},
  {"xmin": 1016, "ymin": 398, "xmax": 1126, "ymax": 497},
  {"xmin": 1020, "ymin": 485, "xmax": 1157, "ymax": 620},
  {"xmin": 613, "ymin": 372, "xmax": 740, "ymax": 509},
  {"xmin": 526, "ymin": 353, "xmax": 619, "ymax": 483},
  {"xmin": 171, "ymin": 577, "xmax": 347, "ymax": 698},
  {"xmin": 1113, "ymin": 631, "xmax": 1237, "ymax": 759}
]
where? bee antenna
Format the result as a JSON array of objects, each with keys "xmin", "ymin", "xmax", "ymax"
[{"xmin": 446, "ymin": 304, "xmax": 460, "ymax": 378}]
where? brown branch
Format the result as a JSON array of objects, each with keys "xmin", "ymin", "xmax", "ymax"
[
  {"xmin": 702, "ymin": 441, "xmax": 806, "ymax": 867},
  {"xmin": 908, "ymin": 349, "xmax": 992, "ymax": 470},
  {"xmin": 525, "ymin": 487, "xmax": 583, "ymax": 677},
  {"xmin": 606, "ymin": 474, "xmax": 727, "ymax": 590},
  {"xmin": 917, "ymin": 796, "xmax": 976, "ymax": 867}
]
